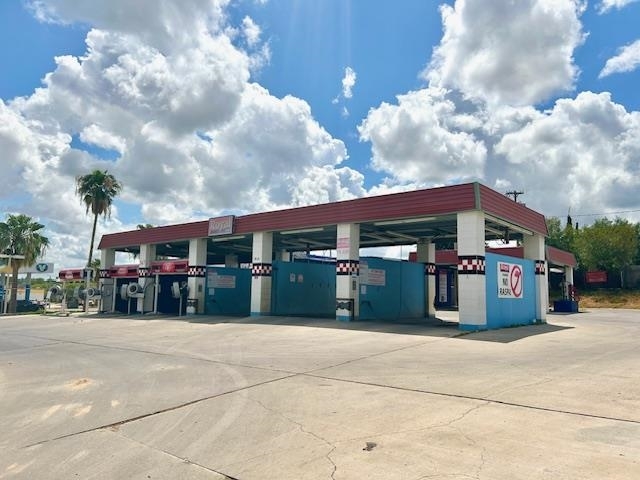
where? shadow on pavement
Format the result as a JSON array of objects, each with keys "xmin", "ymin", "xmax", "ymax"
[
  {"xmin": 86, "ymin": 312, "xmax": 460, "ymax": 337},
  {"xmin": 455, "ymin": 322, "xmax": 574, "ymax": 343}
]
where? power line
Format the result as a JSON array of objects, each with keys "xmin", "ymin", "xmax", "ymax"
[{"xmin": 550, "ymin": 208, "xmax": 640, "ymax": 218}]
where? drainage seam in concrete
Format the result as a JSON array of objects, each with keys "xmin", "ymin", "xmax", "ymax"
[
  {"xmin": 112, "ymin": 430, "xmax": 240, "ymax": 480},
  {"xmin": 21, "ymin": 374, "xmax": 297, "ymax": 449},
  {"xmin": 304, "ymin": 337, "xmax": 450, "ymax": 375},
  {"xmin": 306, "ymin": 373, "xmax": 640, "ymax": 425}
]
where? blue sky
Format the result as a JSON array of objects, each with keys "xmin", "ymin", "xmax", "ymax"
[{"xmin": 1, "ymin": 0, "xmax": 640, "ymax": 270}]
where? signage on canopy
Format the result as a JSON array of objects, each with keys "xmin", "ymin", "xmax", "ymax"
[
  {"xmin": 497, "ymin": 261, "xmax": 524, "ymax": 299},
  {"xmin": 208, "ymin": 215, "xmax": 235, "ymax": 236}
]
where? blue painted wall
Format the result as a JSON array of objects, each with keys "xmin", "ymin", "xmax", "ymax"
[
  {"xmin": 485, "ymin": 253, "xmax": 536, "ymax": 329},
  {"xmin": 205, "ymin": 267, "xmax": 251, "ymax": 316},
  {"xmin": 271, "ymin": 261, "xmax": 336, "ymax": 317},
  {"xmin": 359, "ymin": 257, "xmax": 425, "ymax": 321}
]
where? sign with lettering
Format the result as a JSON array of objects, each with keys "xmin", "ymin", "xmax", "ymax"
[
  {"xmin": 208, "ymin": 216, "xmax": 235, "ymax": 236},
  {"xmin": 498, "ymin": 261, "xmax": 523, "ymax": 299}
]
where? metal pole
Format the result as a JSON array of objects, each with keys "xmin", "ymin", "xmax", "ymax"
[
  {"xmin": 153, "ymin": 274, "xmax": 159, "ymax": 314},
  {"xmin": 84, "ymin": 268, "xmax": 90, "ymax": 313}
]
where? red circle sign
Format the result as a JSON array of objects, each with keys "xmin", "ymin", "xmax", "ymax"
[{"xmin": 510, "ymin": 265, "xmax": 523, "ymax": 298}]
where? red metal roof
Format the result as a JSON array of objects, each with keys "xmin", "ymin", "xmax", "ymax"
[
  {"xmin": 546, "ymin": 245, "xmax": 577, "ymax": 267},
  {"xmin": 478, "ymin": 185, "xmax": 548, "ymax": 236},
  {"xmin": 98, "ymin": 182, "xmax": 548, "ymax": 249}
]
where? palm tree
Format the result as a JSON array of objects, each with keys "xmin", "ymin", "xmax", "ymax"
[
  {"xmin": 0, "ymin": 214, "xmax": 49, "ymax": 314},
  {"xmin": 76, "ymin": 170, "xmax": 123, "ymax": 272}
]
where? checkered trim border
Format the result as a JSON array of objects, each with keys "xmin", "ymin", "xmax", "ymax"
[
  {"xmin": 458, "ymin": 255, "xmax": 486, "ymax": 275},
  {"xmin": 252, "ymin": 263, "xmax": 273, "ymax": 277},
  {"xmin": 138, "ymin": 267, "xmax": 151, "ymax": 278},
  {"xmin": 535, "ymin": 260, "xmax": 546, "ymax": 275},
  {"xmin": 99, "ymin": 269, "xmax": 111, "ymax": 279},
  {"xmin": 425, "ymin": 263, "xmax": 437, "ymax": 276},
  {"xmin": 188, "ymin": 265, "xmax": 206, "ymax": 277},
  {"xmin": 336, "ymin": 260, "xmax": 359, "ymax": 275}
]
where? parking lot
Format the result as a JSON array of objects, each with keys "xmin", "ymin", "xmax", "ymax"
[{"xmin": 1, "ymin": 310, "xmax": 639, "ymax": 479}]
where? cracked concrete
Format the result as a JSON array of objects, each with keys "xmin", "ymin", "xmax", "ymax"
[{"xmin": 1, "ymin": 310, "xmax": 640, "ymax": 479}]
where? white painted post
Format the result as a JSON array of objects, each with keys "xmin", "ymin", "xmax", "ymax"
[
  {"xmin": 137, "ymin": 244, "xmax": 156, "ymax": 314},
  {"xmin": 417, "ymin": 239, "xmax": 437, "ymax": 318},
  {"xmin": 336, "ymin": 223, "xmax": 360, "ymax": 321},
  {"xmin": 99, "ymin": 248, "xmax": 116, "ymax": 313},
  {"xmin": 457, "ymin": 211, "xmax": 487, "ymax": 330},
  {"xmin": 524, "ymin": 233, "xmax": 548, "ymax": 322},
  {"xmin": 188, "ymin": 238, "xmax": 208, "ymax": 314},
  {"xmin": 250, "ymin": 232, "xmax": 273, "ymax": 316}
]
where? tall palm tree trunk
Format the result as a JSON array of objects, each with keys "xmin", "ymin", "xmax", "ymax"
[
  {"xmin": 88, "ymin": 212, "xmax": 98, "ymax": 267},
  {"xmin": 84, "ymin": 212, "xmax": 99, "ymax": 312}
]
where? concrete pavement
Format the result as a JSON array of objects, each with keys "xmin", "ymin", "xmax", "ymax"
[{"xmin": 0, "ymin": 310, "xmax": 639, "ymax": 479}]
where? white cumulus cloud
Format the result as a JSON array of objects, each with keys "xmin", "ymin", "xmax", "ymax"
[
  {"xmin": 425, "ymin": 0, "xmax": 585, "ymax": 106},
  {"xmin": 597, "ymin": 0, "xmax": 639, "ymax": 13},
  {"xmin": 599, "ymin": 39, "xmax": 640, "ymax": 77},
  {"xmin": 3, "ymin": 1, "xmax": 364, "ymax": 270},
  {"xmin": 342, "ymin": 66, "xmax": 357, "ymax": 99}
]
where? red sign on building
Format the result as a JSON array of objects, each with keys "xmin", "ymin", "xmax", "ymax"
[{"xmin": 585, "ymin": 271, "xmax": 607, "ymax": 283}]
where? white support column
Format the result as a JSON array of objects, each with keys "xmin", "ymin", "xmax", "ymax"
[
  {"xmin": 457, "ymin": 211, "xmax": 487, "ymax": 330},
  {"xmin": 417, "ymin": 239, "xmax": 436, "ymax": 318},
  {"xmin": 336, "ymin": 223, "xmax": 360, "ymax": 321},
  {"xmin": 99, "ymin": 248, "xmax": 116, "ymax": 312},
  {"xmin": 137, "ymin": 244, "xmax": 156, "ymax": 313},
  {"xmin": 564, "ymin": 266, "xmax": 574, "ymax": 286},
  {"xmin": 187, "ymin": 238, "xmax": 208, "ymax": 314},
  {"xmin": 224, "ymin": 254, "xmax": 239, "ymax": 268},
  {"xmin": 523, "ymin": 233, "xmax": 548, "ymax": 322},
  {"xmin": 251, "ymin": 232, "xmax": 273, "ymax": 316}
]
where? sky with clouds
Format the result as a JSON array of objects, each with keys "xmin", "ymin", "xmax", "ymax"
[{"xmin": 1, "ymin": 0, "xmax": 640, "ymax": 272}]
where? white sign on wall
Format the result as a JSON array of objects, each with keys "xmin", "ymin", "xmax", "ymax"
[
  {"xmin": 497, "ymin": 261, "xmax": 523, "ymax": 299},
  {"xmin": 18, "ymin": 262, "xmax": 54, "ymax": 274}
]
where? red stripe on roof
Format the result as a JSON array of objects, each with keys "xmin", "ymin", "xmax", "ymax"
[
  {"xmin": 546, "ymin": 245, "xmax": 577, "ymax": 267},
  {"xmin": 479, "ymin": 185, "xmax": 548, "ymax": 236}
]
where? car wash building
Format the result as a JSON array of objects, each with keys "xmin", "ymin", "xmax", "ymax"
[{"xmin": 97, "ymin": 182, "xmax": 554, "ymax": 330}]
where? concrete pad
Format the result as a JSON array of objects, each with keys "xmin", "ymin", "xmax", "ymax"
[
  {"xmin": 118, "ymin": 375, "xmax": 640, "ymax": 480},
  {"xmin": 316, "ymin": 310, "xmax": 640, "ymax": 422},
  {"xmin": 1, "ymin": 314, "xmax": 451, "ymax": 373},
  {"xmin": 0, "ymin": 429, "xmax": 227, "ymax": 479},
  {"xmin": 2, "ymin": 310, "xmax": 640, "ymax": 479},
  {"xmin": 0, "ymin": 340, "xmax": 288, "ymax": 449}
]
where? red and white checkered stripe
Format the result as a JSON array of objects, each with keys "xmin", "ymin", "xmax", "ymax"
[
  {"xmin": 138, "ymin": 267, "xmax": 151, "ymax": 278},
  {"xmin": 252, "ymin": 263, "xmax": 272, "ymax": 276},
  {"xmin": 188, "ymin": 265, "xmax": 206, "ymax": 277},
  {"xmin": 425, "ymin": 263, "xmax": 437, "ymax": 275},
  {"xmin": 458, "ymin": 256, "xmax": 486, "ymax": 274},
  {"xmin": 535, "ymin": 260, "xmax": 546, "ymax": 275},
  {"xmin": 336, "ymin": 260, "xmax": 359, "ymax": 275}
]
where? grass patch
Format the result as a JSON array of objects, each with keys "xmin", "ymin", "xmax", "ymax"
[{"xmin": 578, "ymin": 290, "xmax": 640, "ymax": 309}]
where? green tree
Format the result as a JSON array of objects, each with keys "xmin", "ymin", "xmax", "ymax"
[
  {"xmin": 76, "ymin": 170, "xmax": 122, "ymax": 271},
  {"xmin": 76, "ymin": 170, "xmax": 122, "ymax": 310},
  {"xmin": 545, "ymin": 216, "xmax": 578, "ymax": 259},
  {"xmin": 575, "ymin": 217, "xmax": 638, "ymax": 287},
  {"xmin": 0, "ymin": 214, "xmax": 49, "ymax": 313}
]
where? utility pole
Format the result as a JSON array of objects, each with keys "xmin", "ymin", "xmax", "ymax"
[{"xmin": 505, "ymin": 190, "xmax": 524, "ymax": 203}]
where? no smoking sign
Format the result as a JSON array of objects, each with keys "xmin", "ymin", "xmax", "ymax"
[{"xmin": 498, "ymin": 261, "xmax": 524, "ymax": 299}]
